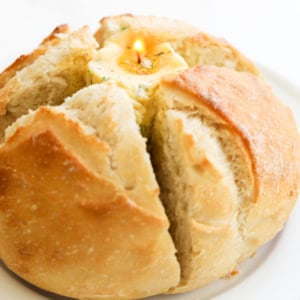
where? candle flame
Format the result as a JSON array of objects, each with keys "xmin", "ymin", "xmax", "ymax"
[{"xmin": 133, "ymin": 39, "xmax": 145, "ymax": 55}]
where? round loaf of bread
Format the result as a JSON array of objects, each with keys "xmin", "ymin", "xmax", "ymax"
[{"xmin": 0, "ymin": 14, "xmax": 299, "ymax": 300}]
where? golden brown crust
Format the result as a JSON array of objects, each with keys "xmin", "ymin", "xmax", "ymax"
[
  {"xmin": 0, "ymin": 106, "xmax": 180, "ymax": 299},
  {"xmin": 0, "ymin": 24, "xmax": 69, "ymax": 89},
  {"xmin": 162, "ymin": 65, "xmax": 300, "ymax": 259}
]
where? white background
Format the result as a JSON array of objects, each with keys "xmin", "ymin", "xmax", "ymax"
[
  {"xmin": 0, "ymin": 1, "xmax": 300, "ymax": 300},
  {"xmin": 0, "ymin": 0, "xmax": 300, "ymax": 87}
]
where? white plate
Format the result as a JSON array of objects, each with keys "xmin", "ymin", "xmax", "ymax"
[{"xmin": 0, "ymin": 67, "xmax": 299, "ymax": 300}]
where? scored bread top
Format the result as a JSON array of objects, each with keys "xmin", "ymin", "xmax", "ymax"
[
  {"xmin": 0, "ymin": 14, "xmax": 299, "ymax": 300},
  {"xmin": 160, "ymin": 65, "xmax": 300, "ymax": 260}
]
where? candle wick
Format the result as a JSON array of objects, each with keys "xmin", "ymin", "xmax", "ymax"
[{"xmin": 137, "ymin": 52, "xmax": 142, "ymax": 64}]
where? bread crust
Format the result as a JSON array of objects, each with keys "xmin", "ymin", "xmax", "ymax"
[
  {"xmin": 0, "ymin": 106, "xmax": 180, "ymax": 299},
  {"xmin": 0, "ymin": 26, "xmax": 97, "ymax": 142},
  {"xmin": 0, "ymin": 24, "xmax": 69, "ymax": 89},
  {"xmin": 161, "ymin": 65, "xmax": 300, "ymax": 263},
  {"xmin": 94, "ymin": 14, "xmax": 198, "ymax": 46},
  {"xmin": 171, "ymin": 31, "xmax": 259, "ymax": 74}
]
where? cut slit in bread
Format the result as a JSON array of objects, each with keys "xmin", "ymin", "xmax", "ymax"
[{"xmin": 150, "ymin": 108, "xmax": 241, "ymax": 291}]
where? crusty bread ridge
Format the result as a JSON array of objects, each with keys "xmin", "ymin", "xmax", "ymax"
[{"xmin": 0, "ymin": 25, "xmax": 98, "ymax": 142}]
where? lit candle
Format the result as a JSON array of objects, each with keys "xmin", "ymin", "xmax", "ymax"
[
  {"xmin": 133, "ymin": 39, "xmax": 144, "ymax": 64},
  {"xmin": 88, "ymin": 39, "xmax": 186, "ymax": 98},
  {"xmin": 87, "ymin": 36, "xmax": 187, "ymax": 124}
]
